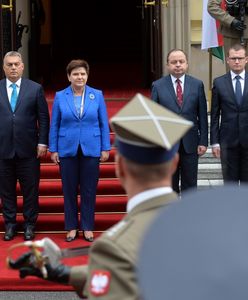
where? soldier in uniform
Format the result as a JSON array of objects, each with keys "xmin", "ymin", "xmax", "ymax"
[
  {"xmin": 208, "ymin": 0, "xmax": 248, "ymax": 57},
  {"xmin": 8, "ymin": 94, "xmax": 192, "ymax": 299}
]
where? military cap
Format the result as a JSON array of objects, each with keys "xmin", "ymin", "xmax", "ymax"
[
  {"xmin": 138, "ymin": 185, "xmax": 248, "ymax": 300},
  {"xmin": 110, "ymin": 93, "xmax": 192, "ymax": 164}
]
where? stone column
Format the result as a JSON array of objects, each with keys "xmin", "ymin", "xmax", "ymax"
[
  {"xmin": 16, "ymin": 0, "xmax": 30, "ymax": 77},
  {"xmin": 161, "ymin": 0, "xmax": 190, "ymax": 74}
]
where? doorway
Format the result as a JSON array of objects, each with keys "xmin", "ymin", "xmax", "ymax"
[{"xmin": 39, "ymin": 0, "xmax": 151, "ymax": 91}]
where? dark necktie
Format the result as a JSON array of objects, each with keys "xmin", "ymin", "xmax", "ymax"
[
  {"xmin": 235, "ymin": 75, "xmax": 242, "ymax": 106},
  {"xmin": 176, "ymin": 79, "xmax": 183, "ymax": 106},
  {"xmin": 10, "ymin": 83, "xmax": 18, "ymax": 112}
]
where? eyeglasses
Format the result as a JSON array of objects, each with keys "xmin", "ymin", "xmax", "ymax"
[{"xmin": 228, "ymin": 57, "xmax": 246, "ymax": 61}]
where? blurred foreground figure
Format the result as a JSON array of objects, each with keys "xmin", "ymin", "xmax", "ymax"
[{"xmin": 138, "ymin": 185, "xmax": 248, "ymax": 300}]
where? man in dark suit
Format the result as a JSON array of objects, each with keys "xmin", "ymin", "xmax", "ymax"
[
  {"xmin": 151, "ymin": 49, "xmax": 208, "ymax": 194},
  {"xmin": 210, "ymin": 44, "xmax": 248, "ymax": 184},
  {"xmin": 0, "ymin": 51, "xmax": 50, "ymax": 241}
]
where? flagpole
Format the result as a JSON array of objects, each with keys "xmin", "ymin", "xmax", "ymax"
[{"xmin": 208, "ymin": 50, "xmax": 212, "ymax": 112}]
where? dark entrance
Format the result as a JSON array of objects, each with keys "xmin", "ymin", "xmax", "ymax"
[
  {"xmin": 0, "ymin": 0, "xmax": 16, "ymax": 79},
  {"xmin": 37, "ymin": 0, "xmax": 160, "ymax": 91},
  {"xmin": 0, "ymin": 1, "xmax": 163, "ymax": 90}
]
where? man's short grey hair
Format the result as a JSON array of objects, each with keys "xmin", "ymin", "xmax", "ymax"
[{"xmin": 4, "ymin": 51, "xmax": 23, "ymax": 61}]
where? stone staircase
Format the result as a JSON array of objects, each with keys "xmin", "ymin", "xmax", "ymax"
[
  {"xmin": 197, "ymin": 114, "xmax": 223, "ymax": 189},
  {"xmin": 198, "ymin": 148, "xmax": 223, "ymax": 188}
]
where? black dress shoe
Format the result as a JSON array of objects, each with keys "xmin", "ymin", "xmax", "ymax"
[
  {"xmin": 65, "ymin": 230, "xmax": 78, "ymax": 242},
  {"xmin": 83, "ymin": 231, "xmax": 94, "ymax": 242},
  {"xmin": 24, "ymin": 227, "xmax": 35, "ymax": 241},
  {"xmin": 3, "ymin": 227, "xmax": 16, "ymax": 241}
]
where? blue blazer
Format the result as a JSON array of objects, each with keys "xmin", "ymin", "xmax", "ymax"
[
  {"xmin": 49, "ymin": 85, "xmax": 111, "ymax": 157},
  {"xmin": 151, "ymin": 74, "xmax": 208, "ymax": 154}
]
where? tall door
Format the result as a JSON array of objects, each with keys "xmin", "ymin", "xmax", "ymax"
[
  {"xmin": 142, "ymin": 0, "xmax": 162, "ymax": 86},
  {"xmin": 29, "ymin": 0, "xmax": 45, "ymax": 82},
  {"xmin": 26, "ymin": 0, "xmax": 162, "ymax": 90},
  {"xmin": 0, "ymin": 0, "xmax": 16, "ymax": 79},
  {"xmin": 49, "ymin": 0, "xmax": 145, "ymax": 90}
]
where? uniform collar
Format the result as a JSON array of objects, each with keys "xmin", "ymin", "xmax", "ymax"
[{"xmin": 127, "ymin": 187, "xmax": 173, "ymax": 213}]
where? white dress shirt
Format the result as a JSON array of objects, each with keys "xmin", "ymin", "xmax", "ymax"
[
  {"xmin": 231, "ymin": 70, "xmax": 245, "ymax": 94},
  {"xmin": 170, "ymin": 74, "xmax": 185, "ymax": 95}
]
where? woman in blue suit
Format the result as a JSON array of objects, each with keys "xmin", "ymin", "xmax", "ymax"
[{"xmin": 49, "ymin": 59, "xmax": 111, "ymax": 242}]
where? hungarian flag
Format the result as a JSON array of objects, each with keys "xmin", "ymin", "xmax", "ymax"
[{"xmin": 201, "ymin": 0, "xmax": 225, "ymax": 61}]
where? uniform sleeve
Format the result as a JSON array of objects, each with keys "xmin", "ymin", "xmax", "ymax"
[
  {"xmin": 84, "ymin": 238, "xmax": 139, "ymax": 300},
  {"xmin": 69, "ymin": 265, "xmax": 88, "ymax": 298},
  {"xmin": 207, "ymin": 0, "xmax": 234, "ymax": 27}
]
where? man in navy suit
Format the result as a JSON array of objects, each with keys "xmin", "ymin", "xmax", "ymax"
[
  {"xmin": 151, "ymin": 49, "xmax": 208, "ymax": 194},
  {"xmin": 210, "ymin": 44, "xmax": 248, "ymax": 184},
  {"xmin": 0, "ymin": 51, "xmax": 50, "ymax": 241}
]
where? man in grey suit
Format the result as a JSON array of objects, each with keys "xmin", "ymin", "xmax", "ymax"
[
  {"xmin": 210, "ymin": 43, "xmax": 248, "ymax": 184},
  {"xmin": 138, "ymin": 186, "xmax": 248, "ymax": 300},
  {"xmin": 0, "ymin": 51, "xmax": 50, "ymax": 241},
  {"xmin": 151, "ymin": 49, "xmax": 208, "ymax": 194}
]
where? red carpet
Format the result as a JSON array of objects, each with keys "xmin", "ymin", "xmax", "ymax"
[
  {"xmin": 0, "ymin": 96, "xmax": 131, "ymax": 291},
  {"xmin": 0, "ymin": 149, "xmax": 127, "ymax": 233}
]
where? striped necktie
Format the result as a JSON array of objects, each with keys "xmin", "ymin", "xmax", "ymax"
[{"xmin": 176, "ymin": 79, "xmax": 183, "ymax": 106}]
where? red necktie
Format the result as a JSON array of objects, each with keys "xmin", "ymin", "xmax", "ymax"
[{"xmin": 176, "ymin": 79, "xmax": 183, "ymax": 106}]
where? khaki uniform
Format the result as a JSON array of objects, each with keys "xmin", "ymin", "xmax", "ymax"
[
  {"xmin": 69, "ymin": 192, "xmax": 178, "ymax": 299},
  {"xmin": 208, "ymin": 0, "xmax": 248, "ymax": 55}
]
